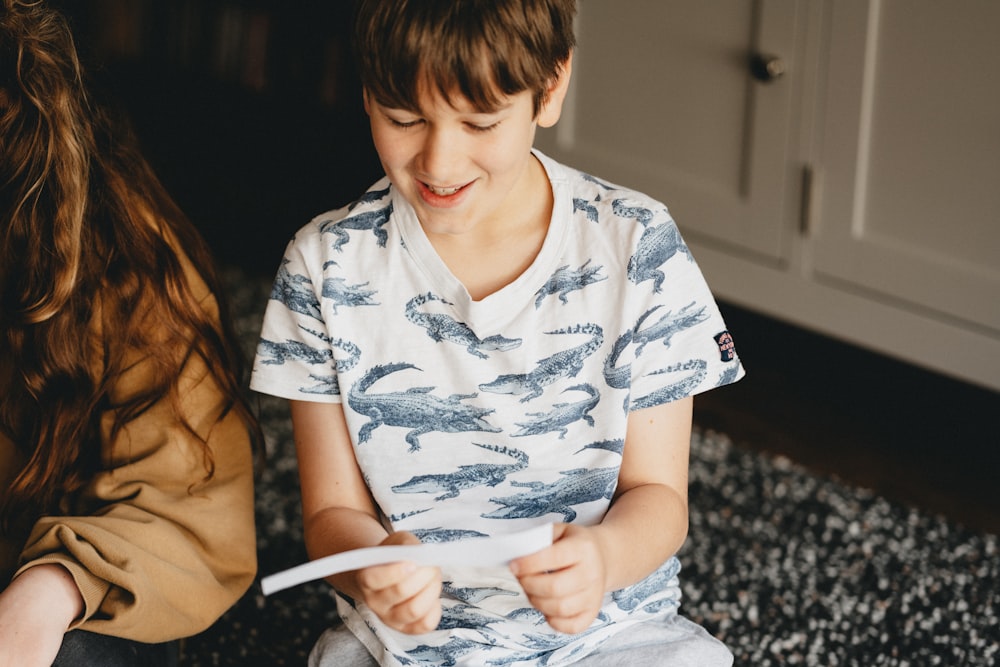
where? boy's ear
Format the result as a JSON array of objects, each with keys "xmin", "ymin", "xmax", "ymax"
[
  {"xmin": 536, "ymin": 52, "xmax": 574, "ymax": 129},
  {"xmin": 362, "ymin": 87, "xmax": 372, "ymax": 116}
]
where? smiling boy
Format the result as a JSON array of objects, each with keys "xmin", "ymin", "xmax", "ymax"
[
  {"xmin": 366, "ymin": 85, "xmax": 559, "ymax": 301},
  {"xmin": 251, "ymin": 1, "xmax": 742, "ymax": 665}
]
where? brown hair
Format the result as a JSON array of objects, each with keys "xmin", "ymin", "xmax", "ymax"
[
  {"xmin": 0, "ymin": 0, "xmax": 257, "ymax": 524},
  {"xmin": 353, "ymin": 0, "xmax": 576, "ymax": 116}
]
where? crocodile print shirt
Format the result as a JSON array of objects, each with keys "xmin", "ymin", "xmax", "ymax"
[{"xmin": 251, "ymin": 151, "xmax": 744, "ymax": 666}]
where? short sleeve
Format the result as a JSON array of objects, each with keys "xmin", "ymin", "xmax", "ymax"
[
  {"xmin": 251, "ymin": 229, "xmax": 343, "ymax": 402},
  {"xmin": 622, "ymin": 207, "xmax": 744, "ymax": 410}
]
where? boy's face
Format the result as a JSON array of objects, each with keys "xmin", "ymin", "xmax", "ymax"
[{"xmin": 364, "ymin": 65, "xmax": 570, "ymax": 240}]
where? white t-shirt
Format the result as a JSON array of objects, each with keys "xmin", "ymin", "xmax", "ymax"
[{"xmin": 251, "ymin": 151, "xmax": 744, "ymax": 666}]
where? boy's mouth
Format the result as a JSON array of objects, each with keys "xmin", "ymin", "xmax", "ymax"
[
  {"xmin": 423, "ymin": 181, "xmax": 470, "ymax": 197},
  {"xmin": 427, "ymin": 184, "xmax": 463, "ymax": 196}
]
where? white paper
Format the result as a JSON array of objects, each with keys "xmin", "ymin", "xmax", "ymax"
[{"xmin": 261, "ymin": 524, "xmax": 553, "ymax": 596}]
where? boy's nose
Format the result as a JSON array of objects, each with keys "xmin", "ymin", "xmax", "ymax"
[{"xmin": 419, "ymin": 127, "xmax": 461, "ymax": 182}]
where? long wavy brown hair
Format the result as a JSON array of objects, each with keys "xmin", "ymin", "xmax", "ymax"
[{"xmin": 0, "ymin": 0, "xmax": 257, "ymax": 526}]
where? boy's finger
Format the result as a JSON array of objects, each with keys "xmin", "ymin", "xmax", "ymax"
[
  {"xmin": 510, "ymin": 526, "xmax": 574, "ymax": 576},
  {"xmin": 359, "ymin": 531, "xmax": 425, "ymax": 590},
  {"xmin": 393, "ymin": 563, "xmax": 441, "ymax": 601},
  {"xmin": 389, "ymin": 573, "xmax": 442, "ymax": 627},
  {"xmin": 510, "ymin": 550, "xmax": 556, "ymax": 577},
  {"xmin": 517, "ymin": 562, "xmax": 582, "ymax": 600},
  {"xmin": 357, "ymin": 559, "xmax": 418, "ymax": 592}
]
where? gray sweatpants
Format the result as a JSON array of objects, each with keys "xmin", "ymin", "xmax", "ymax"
[{"xmin": 309, "ymin": 614, "xmax": 733, "ymax": 666}]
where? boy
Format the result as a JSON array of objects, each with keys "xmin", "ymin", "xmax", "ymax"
[{"xmin": 251, "ymin": 1, "xmax": 742, "ymax": 664}]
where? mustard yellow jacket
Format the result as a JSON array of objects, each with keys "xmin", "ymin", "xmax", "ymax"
[{"xmin": 0, "ymin": 260, "xmax": 256, "ymax": 643}]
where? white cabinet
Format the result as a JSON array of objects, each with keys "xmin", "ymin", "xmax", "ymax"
[
  {"xmin": 813, "ymin": 1, "xmax": 1000, "ymax": 339},
  {"xmin": 544, "ymin": 0, "xmax": 803, "ymax": 261},
  {"xmin": 536, "ymin": 0, "xmax": 1000, "ymax": 391}
]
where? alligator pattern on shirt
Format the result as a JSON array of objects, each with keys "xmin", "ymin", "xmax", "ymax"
[{"xmin": 251, "ymin": 153, "xmax": 743, "ymax": 667}]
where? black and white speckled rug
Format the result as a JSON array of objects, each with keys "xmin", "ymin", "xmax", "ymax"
[{"xmin": 180, "ymin": 270, "xmax": 999, "ymax": 666}]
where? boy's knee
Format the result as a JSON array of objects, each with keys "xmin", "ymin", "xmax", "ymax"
[{"xmin": 309, "ymin": 624, "xmax": 378, "ymax": 667}]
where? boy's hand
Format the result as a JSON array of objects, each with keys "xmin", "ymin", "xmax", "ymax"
[
  {"xmin": 355, "ymin": 532, "xmax": 442, "ymax": 635},
  {"xmin": 509, "ymin": 523, "xmax": 608, "ymax": 634}
]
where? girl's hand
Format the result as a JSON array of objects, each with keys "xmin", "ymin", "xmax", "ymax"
[
  {"xmin": 355, "ymin": 532, "xmax": 442, "ymax": 635},
  {"xmin": 0, "ymin": 564, "xmax": 83, "ymax": 667},
  {"xmin": 509, "ymin": 523, "xmax": 608, "ymax": 634}
]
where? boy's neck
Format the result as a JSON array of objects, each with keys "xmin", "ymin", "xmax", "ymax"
[{"xmin": 425, "ymin": 155, "xmax": 553, "ymax": 301}]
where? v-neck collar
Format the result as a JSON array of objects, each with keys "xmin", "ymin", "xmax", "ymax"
[{"xmin": 393, "ymin": 150, "xmax": 570, "ymax": 331}]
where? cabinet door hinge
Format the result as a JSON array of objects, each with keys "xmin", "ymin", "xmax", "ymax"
[{"xmin": 799, "ymin": 164, "xmax": 815, "ymax": 236}]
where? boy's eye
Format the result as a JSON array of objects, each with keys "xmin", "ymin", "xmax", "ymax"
[
  {"xmin": 466, "ymin": 121, "xmax": 501, "ymax": 133},
  {"xmin": 388, "ymin": 117, "xmax": 422, "ymax": 129}
]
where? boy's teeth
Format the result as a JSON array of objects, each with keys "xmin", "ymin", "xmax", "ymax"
[{"xmin": 428, "ymin": 185, "xmax": 461, "ymax": 196}]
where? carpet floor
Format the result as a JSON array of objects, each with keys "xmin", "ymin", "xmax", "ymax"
[{"xmin": 179, "ymin": 270, "xmax": 1000, "ymax": 666}]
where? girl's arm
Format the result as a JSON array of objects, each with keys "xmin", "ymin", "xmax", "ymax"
[
  {"xmin": 511, "ymin": 396, "xmax": 693, "ymax": 634},
  {"xmin": 15, "ymin": 268, "xmax": 257, "ymax": 643},
  {"xmin": 0, "ymin": 564, "xmax": 83, "ymax": 667},
  {"xmin": 15, "ymin": 350, "xmax": 257, "ymax": 642},
  {"xmin": 291, "ymin": 400, "xmax": 443, "ymax": 634}
]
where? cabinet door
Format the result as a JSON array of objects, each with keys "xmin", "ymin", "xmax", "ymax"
[
  {"xmin": 535, "ymin": 0, "xmax": 802, "ymax": 262},
  {"xmin": 813, "ymin": 0, "xmax": 1000, "ymax": 334}
]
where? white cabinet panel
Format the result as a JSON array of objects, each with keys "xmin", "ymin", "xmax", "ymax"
[
  {"xmin": 813, "ymin": 0, "xmax": 1000, "ymax": 333},
  {"xmin": 537, "ymin": 0, "xmax": 802, "ymax": 261}
]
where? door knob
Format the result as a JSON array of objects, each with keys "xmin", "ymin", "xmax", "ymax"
[{"xmin": 750, "ymin": 53, "xmax": 786, "ymax": 83}]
